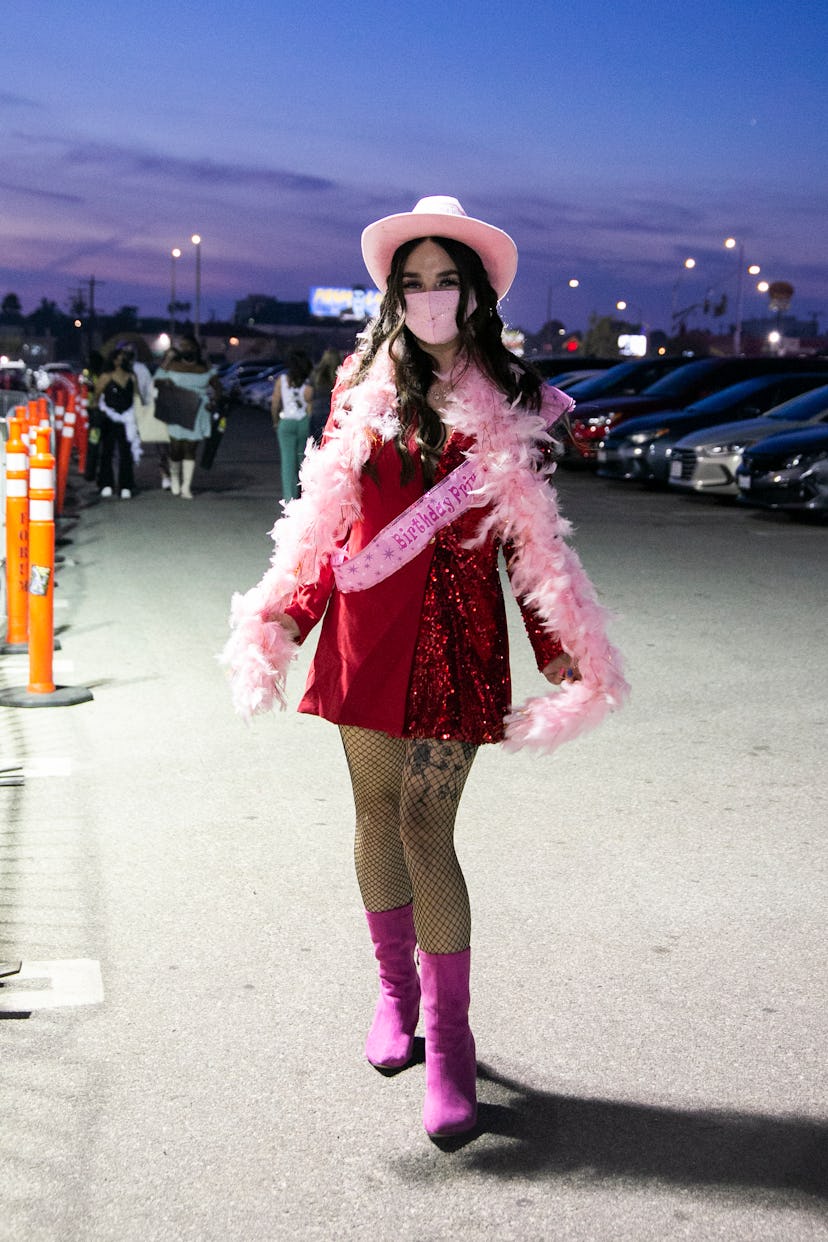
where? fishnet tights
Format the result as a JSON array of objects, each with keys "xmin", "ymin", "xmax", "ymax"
[{"xmin": 340, "ymin": 726, "xmax": 478, "ymax": 954}]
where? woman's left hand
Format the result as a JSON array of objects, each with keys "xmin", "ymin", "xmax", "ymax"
[{"xmin": 543, "ymin": 652, "xmax": 581, "ymax": 685}]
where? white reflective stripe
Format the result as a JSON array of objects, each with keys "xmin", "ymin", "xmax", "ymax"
[
  {"xmin": 61, "ymin": 427, "xmax": 75, "ymax": 440},
  {"xmin": 5, "ymin": 452, "xmax": 27, "ymax": 471},
  {"xmin": 6, "ymin": 479, "xmax": 27, "ymax": 497},
  {"xmin": 30, "ymin": 468, "xmax": 54, "ymax": 489},
  {"xmin": 64, "ymin": 409, "xmax": 77, "ymax": 425},
  {"xmin": 29, "ymin": 499, "xmax": 53, "ymax": 521},
  {"xmin": 0, "ymin": 960, "xmax": 103, "ymax": 1013}
]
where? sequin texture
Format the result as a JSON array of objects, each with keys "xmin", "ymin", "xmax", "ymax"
[{"xmin": 405, "ymin": 434, "xmax": 562, "ymax": 743}]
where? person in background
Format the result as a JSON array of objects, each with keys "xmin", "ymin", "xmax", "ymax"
[
  {"xmin": 308, "ymin": 348, "xmax": 342, "ymax": 444},
  {"xmin": 223, "ymin": 196, "xmax": 628, "ymax": 1141},
  {"xmin": 82, "ymin": 350, "xmax": 106, "ymax": 485},
  {"xmin": 154, "ymin": 335, "xmax": 220, "ymax": 498},
  {"xmin": 271, "ymin": 350, "xmax": 313, "ymax": 501},
  {"xmin": 125, "ymin": 345, "xmax": 171, "ymax": 489},
  {"xmin": 94, "ymin": 345, "xmax": 142, "ymax": 499}
]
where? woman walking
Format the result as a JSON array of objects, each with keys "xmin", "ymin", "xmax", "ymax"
[
  {"xmin": 94, "ymin": 345, "xmax": 142, "ymax": 499},
  {"xmin": 271, "ymin": 350, "xmax": 313, "ymax": 501},
  {"xmin": 223, "ymin": 196, "xmax": 627, "ymax": 1140},
  {"xmin": 153, "ymin": 335, "xmax": 219, "ymax": 498},
  {"xmin": 308, "ymin": 348, "xmax": 342, "ymax": 444}
]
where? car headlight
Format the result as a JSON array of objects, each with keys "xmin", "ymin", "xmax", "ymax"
[
  {"xmin": 699, "ymin": 442, "xmax": 747, "ymax": 457},
  {"xmin": 784, "ymin": 451, "xmax": 825, "ymax": 470},
  {"xmin": 627, "ymin": 428, "xmax": 668, "ymax": 445}
]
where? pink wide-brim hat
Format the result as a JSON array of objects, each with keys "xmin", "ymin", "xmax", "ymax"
[{"xmin": 361, "ymin": 195, "xmax": 518, "ymax": 300}]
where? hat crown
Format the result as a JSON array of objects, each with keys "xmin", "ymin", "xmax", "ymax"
[
  {"xmin": 411, "ymin": 195, "xmax": 468, "ymax": 220},
  {"xmin": 361, "ymin": 195, "xmax": 517, "ymax": 298}
]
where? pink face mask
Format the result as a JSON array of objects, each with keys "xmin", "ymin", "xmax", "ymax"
[{"xmin": 403, "ymin": 290, "xmax": 461, "ymax": 344}]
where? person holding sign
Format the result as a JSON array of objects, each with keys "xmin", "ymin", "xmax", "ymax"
[
  {"xmin": 153, "ymin": 335, "xmax": 220, "ymax": 498},
  {"xmin": 223, "ymin": 197, "xmax": 628, "ymax": 1140}
]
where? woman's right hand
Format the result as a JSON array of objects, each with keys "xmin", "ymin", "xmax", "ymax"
[{"xmin": 266, "ymin": 612, "xmax": 300, "ymax": 642}]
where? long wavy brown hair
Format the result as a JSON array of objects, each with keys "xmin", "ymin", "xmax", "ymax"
[{"xmin": 351, "ymin": 235, "xmax": 544, "ymax": 483}]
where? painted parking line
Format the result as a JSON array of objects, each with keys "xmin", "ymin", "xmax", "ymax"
[
  {"xmin": 22, "ymin": 757, "xmax": 74, "ymax": 778},
  {"xmin": 0, "ymin": 959, "xmax": 103, "ymax": 1013},
  {"xmin": 2, "ymin": 659, "xmax": 76, "ymax": 675}
]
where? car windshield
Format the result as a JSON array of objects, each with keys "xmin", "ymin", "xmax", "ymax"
[
  {"xmin": 640, "ymin": 359, "xmax": 720, "ymax": 397},
  {"xmin": 562, "ymin": 361, "xmax": 656, "ymax": 398},
  {"xmin": 763, "ymin": 384, "xmax": 828, "ymax": 422},
  {"xmin": 682, "ymin": 376, "xmax": 770, "ymax": 415}
]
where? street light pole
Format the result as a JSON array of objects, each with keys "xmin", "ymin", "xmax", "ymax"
[
  {"xmin": 725, "ymin": 237, "xmax": 745, "ymax": 355},
  {"xmin": 169, "ymin": 247, "xmax": 181, "ymax": 341},
  {"xmin": 671, "ymin": 257, "xmax": 696, "ymax": 327},
  {"xmin": 191, "ymin": 234, "xmax": 202, "ymax": 339},
  {"xmin": 616, "ymin": 300, "xmax": 650, "ymax": 342}
]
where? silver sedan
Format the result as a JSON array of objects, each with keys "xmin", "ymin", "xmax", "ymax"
[{"xmin": 669, "ymin": 383, "xmax": 828, "ymax": 496}]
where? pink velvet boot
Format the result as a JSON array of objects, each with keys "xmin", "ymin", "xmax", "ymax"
[
  {"xmin": 364, "ymin": 904, "xmax": 420, "ymax": 1070},
  {"xmin": 419, "ymin": 948, "xmax": 478, "ymax": 1137}
]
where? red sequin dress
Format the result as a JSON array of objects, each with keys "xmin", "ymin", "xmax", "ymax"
[{"xmin": 283, "ymin": 429, "xmax": 563, "ymax": 744}]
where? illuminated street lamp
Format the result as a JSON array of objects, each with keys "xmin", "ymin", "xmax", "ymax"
[
  {"xmin": 544, "ymin": 278, "xmax": 581, "ymax": 336},
  {"xmin": 671, "ymin": 258, "xmax": 697, "ymax": 325},
  {"xmin": 191, "ymin": 234, "xmax": 202, "ymax": 338},
  {"xmin": 615, "ymin": 299, "xmax": 645, "ymax": 321},
  {"xmin": 169, "ymin": 247, "xmax": 181, "ymax": 340},
  {"xmin": 615, "ymin": 300, "xmax": 649, "ymax": 354},
  {"xmin": 724, "ymin": 237, "xmax": 761, "ymax": 355}
]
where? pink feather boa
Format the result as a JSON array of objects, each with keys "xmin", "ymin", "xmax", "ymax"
[{"xmin": 221, "ymin": 347, "xmax": 629, "ymax": 752}]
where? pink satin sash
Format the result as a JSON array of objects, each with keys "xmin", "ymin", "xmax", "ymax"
[{"xmin": 333, "ymin": 458, "xmax": 486, "ymax": 593}]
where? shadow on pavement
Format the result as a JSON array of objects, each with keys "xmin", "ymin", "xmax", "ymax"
[{"xmin": 450, "ymin": 1063, "xmax": 828, "ymax": 1200}]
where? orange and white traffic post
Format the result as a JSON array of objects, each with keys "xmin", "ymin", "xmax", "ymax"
[
  {"xmin": 1, "ymin": 411, "xmax": 30, "ymax": 653},
  {"xmin": 0, "ymin": 426, "xmax": 93, "ymax": 709},
  {"xmin": 76, "ymin": 380, "xmax": 89, "ymax": 475},
  {"xmin": 56, "ymin": 388, "xmax": 76, "ymax": 517},
  {"xmin": 26, "ymin": 425, "xmax": 57, "ymax": 694}
]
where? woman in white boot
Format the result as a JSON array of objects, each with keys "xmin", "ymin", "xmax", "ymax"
[
  {"xmin": 223, "ymin": 197, "xmax": 628, "ymax": 1140},
  {"xmin": 153, "ymin": 335, "xmax": 219, "ymax": 498}
]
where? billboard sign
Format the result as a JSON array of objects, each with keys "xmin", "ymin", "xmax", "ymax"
[{"xmin": 310, "ymin": 286, "xmax": 382, "ymax": 320}]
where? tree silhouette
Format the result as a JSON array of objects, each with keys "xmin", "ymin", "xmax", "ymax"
[{"xmin": 1, "ymin": 292, "xmax": 23, "ymax": 321}]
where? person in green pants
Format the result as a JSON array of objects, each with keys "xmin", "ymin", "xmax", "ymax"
[{"xmin": 271, "ymin": 351, "xmax": 313, "ymax": 501}]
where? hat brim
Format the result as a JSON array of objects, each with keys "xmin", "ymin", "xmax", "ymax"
[{"xmin": 361, "ymin": 210, "xmax": 518, "ymax": 300}]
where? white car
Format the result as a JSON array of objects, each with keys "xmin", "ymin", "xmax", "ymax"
[
  {"xmin": 669, "ymin": 383, "xmax": 828, "ymax": 496},
  {"xmin": 243, "ymin": 371, "xmax": 283, "ymax": 410}
]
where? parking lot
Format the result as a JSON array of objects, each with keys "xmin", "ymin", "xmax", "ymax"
[{"xmin": 1, "ymin": 403, "xmax": 826, "ymax": 1241}]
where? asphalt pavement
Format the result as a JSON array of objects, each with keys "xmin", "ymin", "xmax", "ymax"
[{"xmin": 1, "ymin": 403, "xmax": 826, "ymax": 1241}]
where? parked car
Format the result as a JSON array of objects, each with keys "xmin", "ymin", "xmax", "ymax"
[
  {"xmin": 735, "ymin": 424, "xmax": 828, "ymax": 516},
  {"xmin": 562, "ymin": 356, "xmax": 693, "ymax": 401},
  {"xmin": 567, "ymin": 357, "xmax": 828, "ymax": 461},
  {"xmin": 527, "ymin": 356, "xmax": 621, "ymax": 380},
  {"xmin": 596, "ymin": 373, "xmax": 828, "ymax": 484},
  {"xmin": 669, "ymin": 383, "xmax": 828, "ymax": 497},
  {"xmin": 546, "ymin": 369, "xmax": 605, "ymax": 390},
  {"xmin": 219, "ymin": 358, "xmax": 283, "ymax": 398},
  {"xmin": 243, "ymin": 367, "xmax": 285, "ymax": 410}
]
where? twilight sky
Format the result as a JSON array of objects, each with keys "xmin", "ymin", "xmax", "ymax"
[{"xmin": 2, "ymin": 0, "xmax": 826, "ymax": 335}]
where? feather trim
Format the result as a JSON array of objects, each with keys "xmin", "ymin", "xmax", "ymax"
[
  {"xmin": 220, "ymin": 599, "xmax": 300, "ymax": 721},
  {"xmin": 437, "ymin": 365, "xmax": 629, "ymax": 753},
  {"xmin": 221, "ymin": 347, "xmax": 629, "ymax": 751}
]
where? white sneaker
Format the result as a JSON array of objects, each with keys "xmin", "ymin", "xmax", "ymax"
[
  {"xmin": 161, "ymin": 475, "xmax": 171, "ymax": 490},
  {"xmin": 120, "ymin": 489, "xmax": 132, "ymax": 500},
  {"xmin": 100, "ymin": 486, "xmax": 113, "ymax": 498}
]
